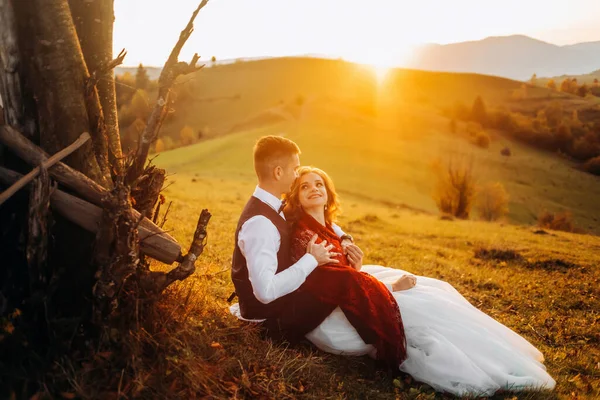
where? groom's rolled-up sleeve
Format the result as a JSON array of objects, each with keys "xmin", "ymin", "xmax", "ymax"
[
  {"xmin": 238, "ymin": 216, "xmax": 318, "ymax": 304},
  {"xmin": 331, "ymin": 223, "xmax": 345, "ymax": 238}
]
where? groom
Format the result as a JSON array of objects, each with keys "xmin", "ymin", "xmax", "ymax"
[{"xmin": 230, "ymin": 135, "xmax": 350, "ymax": 341}]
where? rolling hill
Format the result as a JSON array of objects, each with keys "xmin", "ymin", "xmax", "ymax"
[
  {"xmin": 150, "ymin": 57, "xmax": 598, "ymax": 141},
  {"xmin": 130, "ymin": 57, "xmax": 600, "ymax": 234}
]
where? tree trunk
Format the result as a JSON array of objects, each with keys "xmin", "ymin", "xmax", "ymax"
[
  {"xmin": 69, "ymin": 0, "xmax": 124, "ymax": 176},
  {"xmin": 10, "ymin": 0, "xmax": 111, "ymax": 187}
]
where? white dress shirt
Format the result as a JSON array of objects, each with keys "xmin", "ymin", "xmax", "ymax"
[{"xmin": 238, "ymin": 186, "xmax": 346, "ymax": 304}]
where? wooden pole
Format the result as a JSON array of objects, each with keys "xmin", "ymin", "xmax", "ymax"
[
  {"xmin": 0, "ymin": 132, "xmax": 90, "ymax": 206},
  {"xmin": 0, "ymin": 125, "xmax": 179, "ymax": 251},
  {"xmin": 0, "ymin": 166, "xmax": 183, "ymax": 264}
]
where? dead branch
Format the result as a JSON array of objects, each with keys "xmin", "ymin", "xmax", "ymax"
[
  {"xmin": 0, "ymin": 132, "xmax": 90, "ymax": 206},
  {"xmin": 126, "ymin": 0, "xmax": 209, "ymax": 184},
  {"xmin": 140, "ymin": 209, "xmax": 211, "ymax": 294},
  {"xmin": 86, "ymin": 48, "xmax": 127, "ymax": 176},
  {"xmin": 0, "ymin": 166, "xmax": 183, "ymax": 265}
]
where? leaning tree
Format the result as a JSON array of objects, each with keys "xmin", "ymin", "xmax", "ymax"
[{"xmin": 0, "ymin": 0, "xmax": 211, "ymax": 396}]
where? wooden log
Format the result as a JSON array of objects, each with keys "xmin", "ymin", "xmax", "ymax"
[
  {"xmin": 0, "ymin": 125, "xmax": 180, "ymax": 257},
  {"xmin": 0, "ymin": 167, "xmax": 183, "ymax": 264},
  {"xmin": 0, "ymin": 132, "xmax": 90, "ymax": 206}
]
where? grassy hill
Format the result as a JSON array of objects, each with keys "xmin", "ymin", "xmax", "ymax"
[
  {"xmin": 138, "ymin": 118, "xmax": 600, "ymax": 398},
  {"xmin": 149, "ymin": 57, "xmax": 600, "ymax": 140},
  {"xmin": 153, "ymin": 94, "xmax": 600, "ymax": 235}
]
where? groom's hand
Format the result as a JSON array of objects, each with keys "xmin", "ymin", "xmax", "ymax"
[{"xmin": 307, "ymin": 234, "xmax": 340, "ymax": 266}]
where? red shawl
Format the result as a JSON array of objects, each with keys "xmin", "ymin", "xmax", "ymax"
[{"xmin": 290, "ymin": 211, "xmax": 407, "ymax": 367}]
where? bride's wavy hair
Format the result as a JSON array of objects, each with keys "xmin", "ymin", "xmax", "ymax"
[{"xmin": 284, "ymin": 166, "xmax": 342, "ymax": 225}]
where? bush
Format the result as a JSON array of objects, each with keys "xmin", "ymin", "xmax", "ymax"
[
  {"xmin": 179, "ymin": 125, "xmax": 196, "ymax": 146},
  {"xmin": 538, "ymin": 211, "xmax": 577, "ymax": 233},
  {"xmin": 476, "ymin": 182, "xmax": 509, "ymax": 221},
  {"xmin": 154, "ymin": 138, "xmax": 165, "ymax": 153},
  {"xmin": 555, "ymin": 123, "xmax": 572, "ymax": 152},
  {"xmin": 432, "ymin": 157, "xmax": 477, "ymax": 219},
  {"xmin": 473, "ymin": 131, "xmax": 490, "ymax": 149},
  {"xmin": 583, "ymin": 156, "xmax": 600, "ymax": 176},
  {"xmin": 471, "ymin": 96, "xmax": 488, "ymax": 126},
  {"xmin": 490, "ymin": 109, "xmax": 517, "ymax": 132}
]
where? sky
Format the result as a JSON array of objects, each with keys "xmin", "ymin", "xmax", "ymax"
[{"xmin": 113, "ymin": 0, "xmax": 600, "ymax": 67}]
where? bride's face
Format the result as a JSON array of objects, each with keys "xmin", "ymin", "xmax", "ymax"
[{"xmin": 298, "ymin": 172, "xmax": 328, "ymax": 210}]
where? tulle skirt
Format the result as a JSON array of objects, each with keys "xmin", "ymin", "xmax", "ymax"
[{"xmin": 305, "ymin": 265, "xmax": 556, "ymax": 396}]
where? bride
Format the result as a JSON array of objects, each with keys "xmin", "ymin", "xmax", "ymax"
[{"xmin": 283, "ymin": 166, "xmax": 556, "ymax": 397}]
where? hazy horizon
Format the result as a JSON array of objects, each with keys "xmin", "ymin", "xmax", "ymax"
[{"xmin": 114, "ymin": 0, "xmax": 600, "ymax": 68}]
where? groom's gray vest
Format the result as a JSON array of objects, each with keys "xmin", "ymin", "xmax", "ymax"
[{"xmin": 231, "ymin": 196, "xmax": 335, "ymax": 342}]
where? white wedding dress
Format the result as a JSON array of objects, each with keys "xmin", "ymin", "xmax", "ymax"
[{"xmin": 230, "ymin": 265, "xmax": 556, "ymax": 396}]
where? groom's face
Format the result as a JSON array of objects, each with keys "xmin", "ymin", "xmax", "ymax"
[{"xmin": 280, "ymin": 153, "xmax": 300, "ymax": 192}]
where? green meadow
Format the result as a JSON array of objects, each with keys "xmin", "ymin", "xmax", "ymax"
[{"xmin": 144, "ymin": 102, "xmax": 600, "ymax": 397}]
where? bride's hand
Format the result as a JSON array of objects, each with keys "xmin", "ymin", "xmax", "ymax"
[
  {"xmin": 345, "ymin": 244, "xmax": 363, "ymax": 271},
  {"xmin": 392, "ymin": 275, "xmax": 417, "ymax": 291}
]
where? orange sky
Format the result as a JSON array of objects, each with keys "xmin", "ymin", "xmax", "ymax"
[{"xmin": 114, "ymin": 0, "xmax": 600, "ymax": 67}]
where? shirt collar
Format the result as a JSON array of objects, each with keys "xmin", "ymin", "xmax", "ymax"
[{"xmin": 253, "ymin": 186, "xmax": 283, "ymax": 213}]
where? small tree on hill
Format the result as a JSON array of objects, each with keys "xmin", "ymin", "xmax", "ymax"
[
  {"xmin": 476, "ymin": 182, "xmax": 509, "ymax": 221},
  {"xmin": 135, "ymin": 63, "xmax": 150, "ymax": 90},
  {"xmin": 555, "ymin": 123, "xmax": 572, "ymax": 152},
  {"xmin": 471, "ymin": 96, "xmax": 488, "ymax": 126},
  {"xmin": 530, "ymin": 73, "xmax": 537, "ymax": 86},
  {"xmin": 179, "ymin": 125, "xmax": 196, "ymax": 146},
  {"xmin": 432, "ymin": 157, "xmax": 477, "ymax": 219},
  {"xmin": 577, "ymin": 84, "xmax": 589, "ymax": 97},
  {"xmin": 546, "ymin": 79, "xmax": 557, "ymax": 90},
  {"xmin": 593, "ymin": 78, "xmax": 599, "ymax": 88}
]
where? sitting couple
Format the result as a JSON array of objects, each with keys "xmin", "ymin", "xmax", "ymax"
[{"xmin": 229, "ymin": 135, "xmax": 556, "ymax": 396}]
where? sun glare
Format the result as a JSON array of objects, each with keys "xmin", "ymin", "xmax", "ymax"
[
  {"xmin": 344, "ymin": 44, "xmax": 416, "ymax": 85},
  {"xmin": 371, "ymin": 65, "xmax": 391, "ymax": 84}
]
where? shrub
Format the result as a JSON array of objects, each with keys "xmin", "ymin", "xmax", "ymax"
[
  {"xmin": 473, "ymin": 131, "xmax": 490, "ymax": 149},
  {"xmin": 154, "ymin": 138, "xmax": 165, "ymax": 153},
  {"xmin": 538, "ymin": 210, "xmax": 577, "ymax": 233},
  {"xmin": 179, "ymin": 125, "xmax": 196, "ymax": 146},
  {"xmin": 583, "ymin": 156, "xmax": 600, "ymax": 176},
  {"xmin": 432, "ymin": 157, "xmax": 477, "ymax": 219},
  {"xmin": 471, "ymin": 96, "xmax": 488, "ymax": 126},
  {"xmin": 555, "ymin": 123, "xmax": 572, "ymax": 152},
  {"xmin": 476, "ymin": 182, "xmax": 509, "ymax": 221},
  {"xmin": 162, "ymin": 136, "xmax": 174, "ymax": 151},
  {"xmin": 490, "ymin": 109, "xmax": 517, "ymax": 132}
]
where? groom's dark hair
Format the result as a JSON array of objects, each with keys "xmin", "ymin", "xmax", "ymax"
[{"xmin": 253, "ymin": 135, "xmax": 300, "ymax": 180}]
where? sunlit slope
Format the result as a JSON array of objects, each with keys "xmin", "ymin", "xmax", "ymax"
[{"xmin": 154, "ymin": 108, "xmax": 600, "ymax": 234}]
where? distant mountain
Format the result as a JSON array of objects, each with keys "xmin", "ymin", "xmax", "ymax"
[{"xmin": 407, "ymin": 35, "xmax": 600, "ymax": 81}]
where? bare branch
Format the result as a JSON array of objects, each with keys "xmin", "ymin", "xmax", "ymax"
[
  {"xmin": 140, "ymin": 209, "xmax": 211, "ymax": 294},
  {"xmin": 126, "ymin": 1, "xmax": 209, "ymax": 184}
]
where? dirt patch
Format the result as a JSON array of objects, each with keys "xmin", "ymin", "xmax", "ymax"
[{"xmin": 473, "ymin": 247, "xmax": 524, "ymax": 262}]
